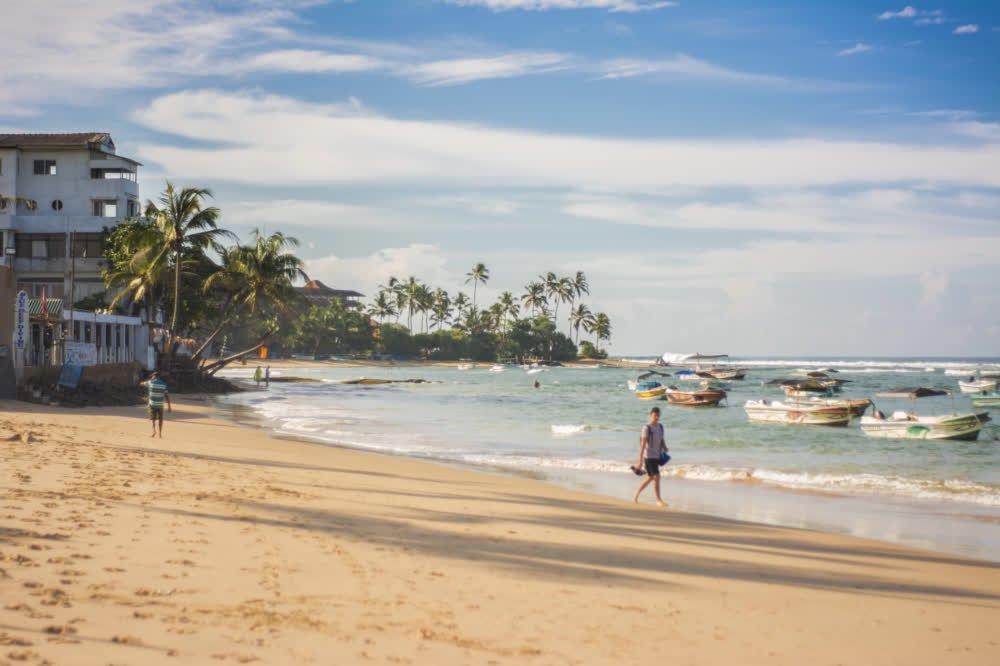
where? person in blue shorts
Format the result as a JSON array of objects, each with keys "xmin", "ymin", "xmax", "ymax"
[
  {"xmin": 140, "ymin": 371, "xmax": 172, "ymax": 438},
  {"xmin": 632, "ymin": 406, "xmax": 668, "ymax": 507}
]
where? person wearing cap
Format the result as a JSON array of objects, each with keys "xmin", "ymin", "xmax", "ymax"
[
  {"xmin": 632, "ymin": 406, "xmax": 668, "ymax": 507},
  {"xmin": 140, "ymin": 371, "xmax": 172, "ymax": 438}
]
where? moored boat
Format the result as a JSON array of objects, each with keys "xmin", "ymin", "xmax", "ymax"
[
  {"xmin": 744, "ymin": 399, "xmax": 852, "ymax": 426},
  {"xmin": 971, "ymin": 392, "xmax": 1000, "ymax": 409},
  {"xmin": 958, "ymin": 377, "xmax": 999, "ymax": 394},
  {"xmin": 860, "ymin": 387, "xmax": 986, "ymax": 441},
  {"xmin": 785, "ymin": 396, "xmax": 871, "ymax": 417},
  {"xmin": 635, "ymin": 381, "xmax": 666, "ymax": 400},
  {"xmin": 664, "ymin": 386, "xmax": 727, "ymax": 407}
]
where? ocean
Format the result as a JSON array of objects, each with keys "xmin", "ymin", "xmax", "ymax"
[{"xmin": 214, "ymin": 357, "xmax": 1000, "ymax": 561}]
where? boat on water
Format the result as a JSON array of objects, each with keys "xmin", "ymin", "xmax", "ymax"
[
  {"xmin": 958, "ymin": 377, "xmax": 999, "ymax": 394},
  {"xmin": 785, "ymin": 396, "xmax": 872, "ymax": 417},
  {"xmin": 457, "ymin": 363, "xmax": 474, "ymax": 370},
  {"xmin": 489, "ymin": 364, "xmax": 506, "ymax": 373},
  {"xmin": 631, "ymin": 370, "xmax": 670, "ymax": 399},
  {"xmin": 664, "ymin": 386, "xmax": 727, "ymax": 407},
  {"xmin": 659, "ymin": 352, "xmax": 748, "ymax": 380},
  {"xmin": 744, "ymin": 399, "xmax": 852, "ymax": 427},
  {"xmin": 971, "ymin": 392, "xmax": 1000, "ymax": 409},
  {"xmin": 860, "ymin": 387, "xmax": 988, "ymax": 441},
  {"xmin": 767, "ymin": 377, "xmax": 846, "ymax": 398}
]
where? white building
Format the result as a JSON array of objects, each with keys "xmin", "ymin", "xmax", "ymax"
[{"xmin": 0, "ymin": 132, "xmax": 140, "ymax": 304}]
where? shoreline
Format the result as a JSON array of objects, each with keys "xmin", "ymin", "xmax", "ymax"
[
  {"xmin": 2, "ymin": 398, "xmax": 999, "ymax": 663},
  {"xmin": 214, "ymin": 391, "xmax": 1000, "ymax": 562}
]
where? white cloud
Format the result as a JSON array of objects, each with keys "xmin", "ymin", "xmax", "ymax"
[
  {"xmin": 132, "ymin": 89, "xmax": 1000, "ymax": 191},
  {"xmin": 910, "ymin": 109, "xmax": 978, "ymax": 121},
  {"xmin": 401, "ymin": 52, "xmax": 570, "ymax": 86},
  {"xmin": 837, "ymin": 42, "xmax": 873, "ymax": 56},
  {"xmin": 953, "ymin": 24, "xmax": 979, "ymax": 34},
  {"xmin": 878, "ymin": 6, "xmax": 917, "ymax": 20},
  {"xmin": 445, "ymin": 0, "xmax": 675, "ymax": 12},
  {"xmin": 223, "ymin": 199, "xmax": 396, "ymax": 229},
  {"xmin": 914, "ymin": 16, "xmax": 945, "ymax": 25},
  {"xmin": 229, "ymin": 49, "xmax": 386, "ymax": 74},
  {"xmin": 947, "ymin": 122, "xmax": 1000, "ymax": 142},
  {"xmin": 598, "ymin": 55, "xmax": 793, "ymax": 85}
]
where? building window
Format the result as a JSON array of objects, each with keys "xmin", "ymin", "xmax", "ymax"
[
  {"xmin": 127, "ymin": 199, "xmax": 140, "ymax": 218},
  {"xmin": 93, "ymin": 199, "xmax": 118, "ymax": 217},
  {"xmin": 52, "ymin": 199, "xmax": 63, "ymax": 211},
  {"xmin": 91, "ymin": 168, "xmax": 136, "ymax": 182},
  {"xmin": 71, "ymin": 232, "xmax": 104, "ymax": 258},
  {"xmin": 15, "ymin": 233, "xmax": 65, "ymax": 259},
  {"xmin": 33, "ymin": 160, "xmax": 57, "ymax": 176}
]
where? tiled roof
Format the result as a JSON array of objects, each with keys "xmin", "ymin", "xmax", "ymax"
[{"xmin": 0, "ymin": 133, "xmax": 113, "ymax": 150}]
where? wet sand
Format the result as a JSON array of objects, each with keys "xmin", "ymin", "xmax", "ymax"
[{"xmin": 1, "ymin": 399, "xmax": 998, "ymax": 665}]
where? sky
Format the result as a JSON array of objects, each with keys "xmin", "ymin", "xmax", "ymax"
[{"xmin": 4, "ymin": 0, "xmax": 998, "ymax": 357}]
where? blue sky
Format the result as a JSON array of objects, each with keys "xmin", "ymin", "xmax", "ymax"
[{"xmin": 4, "ymin": 0, "xmax": 998, "ymax": 356}]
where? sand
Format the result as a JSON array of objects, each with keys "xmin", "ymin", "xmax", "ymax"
[{"xmin": 1, "ymin": 398, "xmax": 998, "ymax": 665}]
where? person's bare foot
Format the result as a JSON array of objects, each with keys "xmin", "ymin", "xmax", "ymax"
[
  {"xmin": 656, "ymin": 501, "xmax": 666, "ymax": 508},
  {"xmin": 632, "ymin": 493, "xmax": 640, "ymax": 504}
]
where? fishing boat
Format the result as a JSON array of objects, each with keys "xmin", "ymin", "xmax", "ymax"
[
  {"xmin": 744, "ymin": 399, "xmax": 852, "ymax": 426},
  {"xmin": 971, "ymin": 392, "xmax": 1000, "ymax": 409},
  {"xmin": 489, "ymin": 364, "xmax": 506, "ymax": 373},
  {"xmin": 958, "ymin": 377, "xmax": 999, "ymax": 394},
  {"xmin": 631, "ymin": 370, "xmax": 670, "ymax": 399},
  {"xmin": 860, "ymin": 387, "xmax": 987, "ymax": 441},
  {"xmin": 664, "ymin": 386, "xmax": 726, "ymax": 407},
  {"xmin": 785, "ymin": 396, "xmax": 872, "ymax": 417},
  {"xmin": 659, "ymin": 352, "xmax": 748, "ymax": 380},
  {"xmin": 767, "ymin": 378, "xmax": 846, "ymax": 398}
]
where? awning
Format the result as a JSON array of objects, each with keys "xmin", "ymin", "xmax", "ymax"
[{"xmin": 28, "ymin": 298, "xmax": 63, "ymax": 317}]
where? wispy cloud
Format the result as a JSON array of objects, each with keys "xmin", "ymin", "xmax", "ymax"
[
  {"xmin": 445, "ymin": 0, "xmax": 675, "ymax": 12},
  {"xmin": 132, "ymin": 89, "xmax": 1000, "ymax": 191},
  {"xmin": 837, "ymin": 42, "xmax": 873, "ymax": 56},
  {"xmin": 228, "ymin": 49, "xmax": 386, "ymax": 74},
  {"xmin": 599, "ymin": 55, "xmax": 789, "ymax": 85},
  {"xmin": 400, "ymin": 52, "xmax": 570, "ymax": 86},
  {"xmin": 878, "ymin": 6, "xmax": 917, "ymax": 20},
  {"xmin": 953, "ymin": 24, "xmax": 978, "ymax": 34}
]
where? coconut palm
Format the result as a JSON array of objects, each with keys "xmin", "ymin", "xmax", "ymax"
[
  {"xmin": 414, "ymin": 282, "xmax": 434, "ymax": 332},
  {"xmin": 401, "ymin": 276, "xmax": 422, "ymax": 331},
  {"xmin": 572, "ymin": 271, "xmax": 590, "ymax": 300},
  {"xmin": 497, "ymin": 291, "xmax": 520, "ymax": 335},
  {"xmin": 143, "ymin": 182, "xmax": 232, "ymax": 342},
  {"xmin": 592, "ymin": 312, "xmax": 612, "ymax": 352},
  {"xmin": 452, "ymin": 292, "xmax": 471, "ymax": 323},
  {"xmin": 430, "ymin": 289, "xmax": 451, "ymax": 330},
  {"xmin": 194, "ymin": 229, "xmax": 307, "ymax": 365},
  {"xmin": 569, "ymin": 303, "xmax": 594, "ymax": 345},
  {"xmin": 465, "ymin": 262, "xmax": 490, "ymax": 310},
  {"xmin": 551, "ymin": 276, "xmax": 574, "ymax": 327},
  {"xmin": 521, "ymin": 281, "xmax": 547, "ymax": 317},
  {"xmin": 367, "ymin": 291, "xmax": 396, "ymax": 324}
]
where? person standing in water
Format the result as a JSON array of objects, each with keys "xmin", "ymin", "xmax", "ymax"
[
  {"xmin": 254, "ymin": 365, "xmax": 263, "ymax": 388},
  {"xmin": 632, "ymin": 406, "xmax": 668, "ymax": 507}
]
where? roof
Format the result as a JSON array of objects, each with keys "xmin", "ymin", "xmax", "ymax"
[
  {"xmin": 0, "ymin": 132, "xmax": 113, "ymax": 150},
  {"xmin": 28, "ymin": 298, "xmax": 63, "ymax": 317},
  {"xmin": 296, "ymin": 280, "xmax": 364, "ymax": 299}
]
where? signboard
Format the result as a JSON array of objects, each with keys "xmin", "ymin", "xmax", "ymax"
[
  {"xmin": 58, "ymin": 364, "xmax": 83, "ymax": 389},
  {"xmin": 14, "ymin": 290, "xmax": 27, "ymax": 351},
  {"xmin": 65, "ymin": 341, "xmax": 98, "ymax": 366}
]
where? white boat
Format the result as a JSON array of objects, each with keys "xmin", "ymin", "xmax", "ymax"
[
  {"xmin": 489, "ymin": 364, "xmax": 506, "ymax": 373},
  {"xmin": 860, "ymin": 387, "xmax": 987, "ymax": 441},
  {"xmin": 457, "ymin": 363, "xmax": 474, "ymax": 370},
  {"xmin": 744, "ymin": 399, "xmax": 852, "ymax": 427},
  {"xmin": 785, "ymin": 396, "xmax": 871, "ymax": 417},
  {"xmin": 660, "ymin": 352, "xmax": 747, "ymax": 380},
  {"xmin": 526, "ymin": 367, "xmax": 544, "ymax": 375},
  {"xmin": 958, "ymin": 378, "xmax": 999, "ymax": 394}
]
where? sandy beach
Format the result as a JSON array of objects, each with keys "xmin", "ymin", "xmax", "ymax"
[{"xmin": 1, "ymin": 398, "xmax": 999, "ymax": 665}]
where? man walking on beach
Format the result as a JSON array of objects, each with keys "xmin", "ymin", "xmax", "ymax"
[
  {"xmin": 633, "ymin": 406, "xmax": 668, "ymax": 507},
  {"xmin": 140, "ymin": 372, "xmax": 172, "ymax": 438}
]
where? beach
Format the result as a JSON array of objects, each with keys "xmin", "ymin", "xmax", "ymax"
[{"xmin": 1, "ymin": 398, "xmax": 998, "ymax": 665}]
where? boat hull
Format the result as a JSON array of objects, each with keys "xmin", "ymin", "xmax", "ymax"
[
  {"xmin": 786, "ymin": 397, "xmax": 871, "ymax": 417},
  {"xmin": 665, "ymin": 388, "xmax": 726, "ymax": 407},
  {"xmin": 860, "ymin": 413, "xmax": 983, "ymax": 441},
  {"xmin": 959, "ymin": 379, "xmax": 998, "ymax": 394},
  {"xmin": 635, "ymin": 386, "xmax": 666, "ymax": 400},
  {"xmin": 744, "ymin": 401, "xmax": 851, "ymax": 427},
  {"xmin": 972, "ymin": 393, "xmax": 1000, "ymax": 409}
]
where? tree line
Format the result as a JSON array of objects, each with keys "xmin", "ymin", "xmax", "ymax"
[{"xmin": 94, "ymin": 182, "xmax": 613, "ymax": 370}]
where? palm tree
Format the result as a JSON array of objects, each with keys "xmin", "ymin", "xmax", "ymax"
[
  {"xmin": 367, "ymin": 291, "xmax": 396, "ymax": 324},
  {"xmin": 452, "ymin": 292, "xmax": 470, "ymax": 324},
  {"xmin": 569, "ymin": 303, "xmax": 594, "ymax": 345},
  {"xmin": 551, "ymin": 276, "xmax": 574, "ymax": 327},
  {"xmin": 572, "ymin": 271, "xmax": 590, "ymax": 300},
  {"xmin": 143, "ymin": 182, "xmax": 231, "ymax": 343},
  {"xmin": 465, "ymin": 263, "xmax": 490, "ymax": 311},
  {"xmin": 497, "ymin": 291, "xmax": 520, "ymax": 336},
  {"xmin": 430, "ymin": 289, "xmax": 451, "ymax": 330},
  {"xmin": 414, "ymin": 282, "xmax": 434, "ymax": 332},
  {"xmin": 521, "ymin": 281, "xmax": 547, "ymax": 317},
  {"xmin": 592, "ymin": 312, "xmax": 612, "ymax": 352},
  {"xmin": 401, "ymin": 276, "xmax": 422, "ymax": 331},
  {"xmin": 194, "ymin": 229, "xmax": 307, "ymax": 365},
  {"xmin": 105, "ymin": 221, "xmax": 169, "ymax": 322},
  {"xmin": 540, "ymin": 271, "xmax": 559, "ymax": 313}
]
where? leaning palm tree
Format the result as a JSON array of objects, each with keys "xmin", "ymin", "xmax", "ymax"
[
  {"xmin": 465, "ymin": 262, "xmax": 490, "ymax": 311},
  {"xmin": 105, "ymin": 221, "xmax": 169, "ymax": 321},
  {"xmin": 196, "ymin": 229, "xmax": 308, "ymax": 369},
  {"xmin": 572, "ymin": 271, "xmax": 590, "ymax": 300},
  {"xmin": 143, "ymin": 182, "xmax": 231, "ymax": 344}
]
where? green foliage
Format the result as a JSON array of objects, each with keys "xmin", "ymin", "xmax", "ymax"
[
  {"xmin": 578, "ymin": 341, "xmax": 607, "ymax": 359},
  {"xmin": 73, "ymin": 291, "xmax": 109, "ymax": 313}
]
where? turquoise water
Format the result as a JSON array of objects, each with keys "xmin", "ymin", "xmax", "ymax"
[{"xmin": 215, "ymin": 357, "xmax": 1000, "ymax": 559}]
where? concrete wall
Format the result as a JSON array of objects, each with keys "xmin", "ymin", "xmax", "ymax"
[{"xmin": 21, "ymin": 361, "xmax": 144, "ymax": 388}]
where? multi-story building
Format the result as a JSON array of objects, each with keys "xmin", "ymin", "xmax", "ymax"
[{"xmin": 0, "ymin": 132, "xmax": 140, "ymax": 304}]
